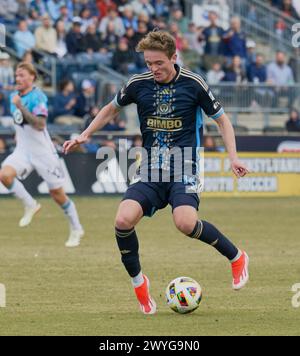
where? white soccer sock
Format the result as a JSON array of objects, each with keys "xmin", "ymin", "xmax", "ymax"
[
  {"xmin": 9, "ymin": 179, "xmax": 36, "ymax": 208},
  {"xmin": 230, "ymin": 249, "xmax": 242, "ymax": 263},
  {"xmin": 132, "ymin": 272, "xmax": 144, "ymax": 288},
  {"xmin": 62, "ymin": 200, "xmax": 82, "ymax": 231}
]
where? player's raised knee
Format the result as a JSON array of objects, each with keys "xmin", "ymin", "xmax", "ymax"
[
  {"xmin": 0, "ymin": 169, "xmax": 14, "ymax": 187},
  {"xmin": 115, "ymin": 214, "xmax": 135, "ymax": 230},
  {"xmin": 174, "ymin": 217, "xmax": 196, "ymax": 235}
]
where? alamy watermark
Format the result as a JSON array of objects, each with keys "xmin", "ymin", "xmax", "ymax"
[
  {"xmin": 0, "ymin": 283, "xmax": 6, "ymax": 308},
  {"xmin": 95, "ymin": 139, "xmax": 204, "ymax": 193},
  {"xmin": 291, "ymin": 283, "xmax": 300, "ymax": 308},
  {"xmin": 0, "ymin": 24, "xmax": 6, "ymax": 48},
  {"xmin": 292, "ymin": 23, "xmax": 300, "ymax": 48}
]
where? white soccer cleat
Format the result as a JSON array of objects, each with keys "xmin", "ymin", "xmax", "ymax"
[
  {"xmin": 65, "ymin": 229, "xmax": 84, "ymax": 247},
  {"xmin": 19, "ymin": 203, "xmax": 41, "ymax": 228}
]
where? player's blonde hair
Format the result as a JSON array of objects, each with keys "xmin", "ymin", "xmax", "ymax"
[
  {"xmin": 136, "ymin": 30, "xmax": 176, "ymax": 59},
  {"xmin": 16, "ymin": 62, "xmax": 38, "ymax": 81}
]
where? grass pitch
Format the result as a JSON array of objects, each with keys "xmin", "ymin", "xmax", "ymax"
[{"xmin": 0, "ymin": 197, "xmax": 300, "ymax": 336}]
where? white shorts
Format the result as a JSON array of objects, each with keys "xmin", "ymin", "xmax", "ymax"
[{"xmin": 1, "ymin": 149, "xmax": 65, "ymax": 190}]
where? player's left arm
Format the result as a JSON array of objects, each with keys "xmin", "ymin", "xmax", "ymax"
[
  {"xmin": 12, "ymin": 94, "xmax": 46, "ymax": 131},
  {"xmin": 215, "ymin": 113, "xmax": 249, "ymax": 178},
  {"xmin": 197, "ymin": 84, "xmax": 249, "ymax": 178}
]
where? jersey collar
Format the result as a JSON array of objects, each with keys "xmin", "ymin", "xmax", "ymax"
[{"xmin": 155, "ymin": 64, "xmax": 181, "ymax": 86}]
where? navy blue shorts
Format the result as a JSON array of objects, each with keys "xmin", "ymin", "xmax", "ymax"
[{"xmin": 123, "ymin": 181, "xmax": 200, "ymax": 217}]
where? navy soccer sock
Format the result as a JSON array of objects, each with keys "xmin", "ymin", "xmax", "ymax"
[
  {"xmin": 188, "ymin": 220, "xmax": 239, "ymax": 261},
  {"xmin": 115, "ymin": 227, "xmax": 141, "ymax": 277}
]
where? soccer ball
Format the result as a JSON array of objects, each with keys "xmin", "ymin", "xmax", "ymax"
[{"xmin": 165, "ymin": 276, "xmax": 202, "ymax": 314}]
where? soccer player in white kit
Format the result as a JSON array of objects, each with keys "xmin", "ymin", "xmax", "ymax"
[{"xmin": 0, "ymin": 62, "xmax": 84, "ymax": 247}]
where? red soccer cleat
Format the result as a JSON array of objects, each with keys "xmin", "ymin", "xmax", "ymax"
[
  {"xmin": 134, "ymin": 275, "xmax": 157, "ymax": 314},
  {"xmin": 231, "ymin": 251, "xmax": 249, "ymax": 290}
]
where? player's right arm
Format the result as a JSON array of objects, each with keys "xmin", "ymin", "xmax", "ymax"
[
  {"xmin": 63, "ymin": 101, "xmax": 120, "ymax": 153},
  {"xmin": 63, "ymin": 78, "xmax": 136, "ymax": 154}
]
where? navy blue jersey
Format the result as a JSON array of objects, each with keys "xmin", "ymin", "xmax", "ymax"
[{"xmin": 114, "ymin": 65, "xmax": 224, "ymax": 183}]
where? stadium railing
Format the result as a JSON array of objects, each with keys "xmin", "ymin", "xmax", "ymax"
[{"xmin": 1, "ymin": 82, "xmax": 299, "ymax": 135}]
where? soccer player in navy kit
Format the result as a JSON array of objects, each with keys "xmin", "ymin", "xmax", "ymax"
[{"xmin": 64, "ymin": 31, "xmax": 250, "ymax": 314}]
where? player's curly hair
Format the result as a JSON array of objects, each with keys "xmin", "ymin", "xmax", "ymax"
[
  {"xmin": 16, "ymin": 62, "xmax": 38, "ymax": 81},
  {"xmin": 136, "ymin": 30, "xmax": 176, "ymax": 59}
]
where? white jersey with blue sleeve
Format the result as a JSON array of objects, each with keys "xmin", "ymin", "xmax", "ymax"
[{"xmin": 10, "ymin": 87, "xmax": 56, "ymax": 155}]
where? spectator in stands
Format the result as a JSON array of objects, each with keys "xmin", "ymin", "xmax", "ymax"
[
  {"xmin": 55, "ymin": 20, "xmax": 67, "ymax": 58},
  {"xmin": 81, "ymin": 0, "xmax": 99, "ymax": 18},
  {"xmin": 80, "ymin": 7, "xmax": 95, "ymax": 33},
  {"xmin": 84, "ymin": 23, "xmax": 101, "ymax": 54},
  {"xmin": 112, "ymin": 38, "xmax": 137, "ymax": 75},
  {"xmin": 0, "ymin": 0, "xmax": 18, "ymax": 23},
  {"xmin": 247, "ymin": 5, "xmax": 258, "ymax": 24},
  {"xmin": 129, "ymin": 21, "xmax": 149, "ymax": 71},
  {"xmin": 245, "ymin": 39, "xmax": 257, "ymax": 67},
  {"xmin": 223, "ymin": 16, "xmax": 247, "ymax": 66},
  {"xmin": 22, "ymin": 50, "xmax": 34, "ymax": 63},
  {"xmin": 13, "ymin": 19, "xmax": 36, "ymax": 58},
  {"xmin": 285, "ymin": 109, "xmax": 300, "ymax": 132},
  {"xmin": 100, "ymin": 20, "xmax": 121, "ymax": 53},
  {"xmin": 267, "ymin": 51, "xmax": 295, "ymax": 107},
  {"xmin": 178, "ymin": 38, "xmax": 201, "ymax": 73},
  {"xmin": 152, "ymin": 16, "xmax": 168, "ymax": 31},
  {"xmin": 169, "ymin": 22, "xmax": 184, "ymax": 51},
  {"xmin": 200, "ymin": 11, "xmax": 225, "ymax": 71},
  {"xmin": 223, "ymin": 55, "xmax": 247, "ymax": 83},
  {"xmin": 247, "ymin": 53, "xmax": 267, "ymax": 83},
  {"xmin": 169, "ymin": 7, "xmax": 189, "ymax": 34},
  {"xmin": 124, "ymin": 26, "xmax": 138, "ymax": 52},
  {"xmin": 53, "ymin": 79, "xmax": 82, "ymax": 126},
  {"xmin": 66, "ymin": 17, "xmax": 86, "ymax": 56},
  {"xmin": 247, "ymin": 54, "xmax": 271, "ymax": 107},
  {"xmin": 275, "ymin": 17, "xmax": 287, "ymax": 39},
  {"xmin": 27, "ymin": 7, "xmax": 42, "ymax": 32},
  {"xmin": 82, "ymin": 138, "xmax": 101, "ymax": 153},
  {"xmin": 47, "ymin": 0, "xmax": 63, "ymax": 22},
  {"xmin": 120, "ymin": 4, "xmax": 138, "ymax": 31},
  {"xmin": 136, "ymin": 12, "xmax": 154, "ymax": 32},
  {"xmin": 131, "ymin": 0, "xmax": 155, "ymax": 17},
  {"xmin": 0, "ymin": 52, "xmax": 14, "ymax": 90},
  {"xmin": 96, "ymin": 0, "xmax": 117, "ymax": 21},
  {"xmin": 223, "ymin": 55, "xmax": 248, "ymax": 106},
  {"xmin": 132, "ymin": 20, "xmax": 149, "ymax": 45},
  {"xmin": 0, "ymin": 138, "xmax": 6, "ymax": 153},
  {"xmin": 29, "ymin": 0, "xmax": 47, "ymax": 18},
  {"xmin": 99, "ymin": 8, "xmax": 125, "ymax": 38},
  {"xmin": 18, "ymin": 0, "xmax": 30, "ymax": 19},
  {"xmin": 58, "ymin": 4, "xmax": 73, "ymax": 32},
  {"xmin": 35, "ymin": 14, "xmax": 57, "ymax": 55},
  {"xmin": 207, "ymin": 62, "xmax": 225, "ymax": 84},
  {"xmin": 152, "ymin": 0, "xmax": 169, "ymax": 18},
  {"xmin": 75, "ymin": 79, "xmax": 98, "ymax": 122},
  {"xmin": 0, "ymin": 90, "xmax": 11, "ymax": 118},
  {"xmin": 103, "ymin": 116, "xmax": 126, "ymax": 131},
  {"xmin": 280, "ymin": 0, "xmax": 300, "ymax": 20},
  {"xmin": 203, "ymin": 136, "xmax": 217, "ymax": 152},
  {"xmin": 184, "ymin": 22, "xmax": 204, "ymax": 56},
  {"xmin": 292, "ymin": 0, "xmax": 300, "ymax": 17}
]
